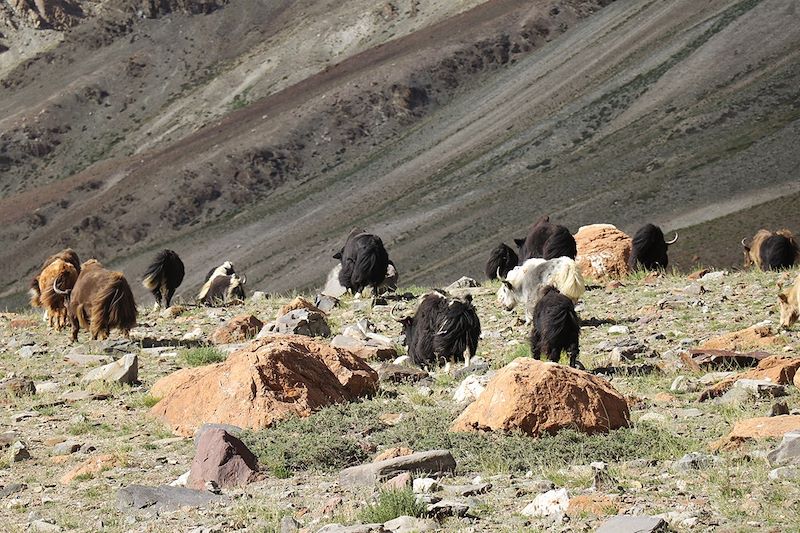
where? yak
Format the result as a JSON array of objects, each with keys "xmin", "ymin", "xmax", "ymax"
[
  {"xmin": 529, "ymin": 285, "xmax": 581, "ymax": 368},
  {"xmin": 485, "ymin": 243, "xmax": 519, "ymax": 280},
  {"xmin": 68, "ymin": 260, "xmax": 137, "ymax": 341},
  {"xmin": 742, "ymin": 229, "xmax": 799, "ymax": 271},
  {"xmin": 29, "ymin": 248, "xmax": 82, "ymax": 330},
  {"xmin": 196, "ymin": 261, "xmax": 237, "ymax": 303},
  {"xmin": 393, "ymin": 289, "xmax": 481, "ymax": 369},
  {"xmin": 334, "ymin": 228, "xmax": 390, "ymax": 297},
  {"xmin": 323, "ymin": 260, "xmax": 398, "ymax": 297},
  {"xmin": 496, "ymin": 256, "xmax": 584, "ymax": 323},
  {"xmin": 628, "ymin": 224, "xmax": 678, "ymax": 271},
  {"xmin": 778, "ymin": 273, "xmax": 800, "ymax": 329},
  {"xmin": 142, "ymin": 249, "xmax": 185, "ymax": 309},
  {"xmin": 515, "ymin": 215, "xmax": 576, "ymax": 262},
  {"xmin": 199, "ymin": 273, "xmax": 246, "ymax": 306}
]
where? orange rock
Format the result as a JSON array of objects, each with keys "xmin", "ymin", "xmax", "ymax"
[
  {"xmin": 210, "ymin": 314, "xmax": 264, "ymax": 345},
  {"xmin": 150, "ymin": 335, "xmax": 379, "ymax": 436},
  {"xmin": 451, "ymin": 358, "xmax": 630, "ymax": 437},
  {"xmin": 60, "ymin": 453, "xmax": 122, "ymax": 484},
  {"xmin": 688, "ymin": 268, "xmax": 711, "ymax": 281},
  {"xmin": 712, "ymin": 415, "xmax": 800, "ymax": 450},
  {"xmin": 50, "ymin": 455, "xmax": 71, "ymax": 464},
  {"xmin": 9, "ymin": 318, "xmax": 37, "ymax": 329},
  {"xmin": 698, "ymin": 325, "xmax": 784, "ymax": 352},
  {"xmin": 699, "ymin": 355, "xmax": 800, "ymax": 401},
  {"xmin": 373, "ymin": 447, "xmax": 413, "ymax": 463},
  {"xmin": 278, "ymin": 297, "xmax": 324, "ymax": 318},
  {"xmin": 574, "ymin": 224, "xmax": 631, "ymax": 280},
  {"xmin": 653, "ymin": 392, "xmax": 678, "ymax": 404},
  {"xmin": 566, "ymin": 493, "xmax": 618, "ymax": 517}
]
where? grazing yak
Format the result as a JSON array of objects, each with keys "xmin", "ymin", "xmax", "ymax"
[
  {"xmin": 142, "ymin": 249, "xmax": 185, "ymax": 309},
  {"xmin": 628, "ymin": 224, "xmax": 678, "ymax": 271},
  {"xmin": 334, "ymin": 228, "xmax": 390, "ymax": 297},
  {"xmin": 68, "ymin": 260, "xmax": 137, "ymax": 341},
  {"xmin": 515, "ymin": 215, "xmax": 577, "ymax": 262},
  {"xmin": 197, "ymin": 261, "xmax": 246, "ymax": 306},
  {"xmin": 29, "ymin": 248, "xmax": 81, "ymax": 330},
  {"xmin": 323, "ymin": 261, "xmax": 398, "ymax": 297},
  {"xmin": 496, "ymin": 256, "xmax": 585, "ymax": 323},
  {"xmin": 485, "ymin": 243, "xmax": 518, "ymax": 280},
  {"xmin": 778, "ymin": 273, "xmax": 800, "ymax": 329},
  {"xmin": 742, "ymin": 229, "xmax": 799, "ymax": 271},
  {"xmin": 529, "ymin": 285, "xmax": 581, "ymax": 368},
  {"xmin": 393, "ymin": 289, "xmax": 481, "ymax": 369}
]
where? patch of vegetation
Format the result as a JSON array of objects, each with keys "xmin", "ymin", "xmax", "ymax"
[
  {"xmin": 180, "ymin": 346, "xmax": 226, "ymax": 367},
  {"xmin": 357, "ymin": 488, "xmax": 427, "ymax": 523}
]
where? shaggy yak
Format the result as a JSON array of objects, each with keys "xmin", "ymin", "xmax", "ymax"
[
  {"xmin": 742, "ymin": 229, "xmax": 799, "ymax": 271},
  {"xmin": 529, "ymin": 285, "xmax": 581, "ymax": 368},
  {"xmin": 778, "ymin": 273, "xmax": 800, "ymax": 329},
  {"xmin": 485, "ymin": 243, "xmax": 519, "ymax": 280},
  {"xmin": 68, "ymin": 260, "xmax": 137, "ymax": 341},
  {"xmin": 515, "ymin": 215, "xmax": 577, "ymax": 262},
  {"xmin": 29, "ymin": 248, "xmax": 81, "ymax": 330},
  {"xmin": 334, "ymin": 228, "xmax": 390, "ymax": 297},
  {"xmin": 142, "ymin": 249, "xmax": 185, "ymax": 309},
  {"xmin": 496, "ymin": 256, "xmax": 585, "ymax": 323},
  {"xmin": 197, "ymin": 261, "xmax": 246, "ymax": 306},
  {"xmin": 628, "ymin": 223, "xmax": 678, "ymax": 271},
  {"xmin": 393, "ymin": 289, "xmax": 481, "ymax": 369}
]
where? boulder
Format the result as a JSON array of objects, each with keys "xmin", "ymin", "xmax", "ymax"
[
  {"xmin": 451, "ymin": 358, "xmax": 630, "ymax": 437},
  {"xmin": 521, "ymin": 488, "xmax": 569, "ymax": 518},
  {"xmin": 117, "ymin": 484, "xmax": 223, "ymax": 514},
  {"xmin": 574, "ymin": 224, "xmax": 632, "ymax": 280},
  {"xmin": 278, "ymin": 297, "xmax": 325, "ymax": 318},
  {"xmin": 712, "ymin": 415, "xmax": 800, "ymax": 450},
  {"xmin": 699, "ymin": 355, "xmax": 800, "ymax": 401},
  {"xmin": 331, "ymin": 335, "xmax": 397, "ymax": 361},
  {"xmin": 767, "ymin": 430, "xmax": 800, "ymax": 466},
  {"xmin": 452, "ymin": 373, "xmax": 492, "ymax": 404},
  {"xmin": 151, "ymin": 335, "xmax": 378, "ymax": 436},
  {"xmin": 82, "ymin": 354, "xmax": 138, "ymax": 385},
  {"xmin": 339, "ymin": 450, "xmax": 456, "ymax": 487},
  {"xmin": 210, "ymin": 314, "xmax": 263, "ymax": 345},
  {"xmin": 698, "ymin": 324, "xmax": 784, "ymax": 352},
  {"xmin": 597, "ymin": 516, "xmax": 667, "ymax": 533},
  {"xmin": 263, "ymin": 309, "xmax": 331, "ymax": 337},
  {"xmin": 188, "ymin": 429, "xmax": 259, "ymax": 489}
]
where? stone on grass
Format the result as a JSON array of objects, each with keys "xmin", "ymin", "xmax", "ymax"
[
  {"xmin": 188, "ymin": 429, "xmax": 260, "ymax": 490},
  {"xmin": 82, "ymin": 354, "xmax": 138, "ymax": 385},
  {"xmin": 117, "ymin": 484, "xmax": 223, "ymax": 514},
  {"xmin": 698, "ymin": 324, "xmax": 783, "ymax": 351},
  {"xmin": 451, "ymin": 358, "xmax": 630, "ymax": 437},
  {"xmin": 767, "ymin": 430, "xmax": 800, "ymax": 466},
  {"xmin": 339, "ymin": 450, "xmax": 456, "ymax": 487},
  {"xmin": 699, "ymin": 355, "xmax": 800, "ymax": 401},
  {"xmin": 412, "ymin": 477, "xmax": 438, "ymax": 493},
  {"xmin": 672, "ymin": 452, "xmax": 719, "ymax": 471},
  {"xmin": 9, "ymin": 441, "xmax": 30, "ymax": 462},
  {"xmin": 53, "ymin": 441, "xmax": 82, "ymax": 455},
  {"xmin": 608, "ymin": 325, "xmax": 629, "ymax": 335},
  {"xmin": 712, "ymin": 415, "xmax": 800, "ymax": 450},
  {"xmin": 768, "ymin": 466, "xmax": 800, "ymax": 480},
  {"xmin": 263, "ymin": 309, "xmax": 331, "ymax": 338},
  {"xmin": 521, "ymin": 488, "xmax": 569, "ymax": 518},
  {"xmin": 194, "ymin": 423, "xmax": 244, "ymax": 447},
  {"xmin": 60, "ymin": 453, "xmax": 122, "ymax": 484},
  {"xmin": 29, "ymin": 519, "xmax": 61, "ymax": 532},
  {"xmin": 452, "ymin": 373, "xmax": 492, "ymax": 404},
  {"xmin": 2, "ymin": 377, "xmax": 36, "ymax": 397},
  {"xmin": 315, "ymin": 294, "xmax": 339, "ymax": 313},
  {"xmin": 151, "ymin": 335, "xmax": 378, "ymax": 436},
  {"xmin": 445, "ymin": 276, "xmax": 479, "ymax": 290},
  {"xmin": 278, "ymin": 297, "xmax": 324, "ymax": 318},
  {"xmin": 331, "ymin": 335, "xmax": 397, "ymax": 361},
  {"xmin": 375, "ymin": 363, "xmax": 429, "ymax": 384},
  {"xmin": 210, "ymin": 314, "xmax": 263, "ymax": 344},
  {"xmin": 574, "ymin": 224, "xmax": 632, "ymax": 279},
  {"xmin": 596, "ymin": 515, "xmax": 667, "ymax": 533},
  {"xmin": 383, "ymin": 515, "xmax": 437, "ymax": 533}
]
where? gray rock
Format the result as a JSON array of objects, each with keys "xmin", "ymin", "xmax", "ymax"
[
  {"xmin": 700, "ymin": 271, "xmax": 726, "ymax": 282},
  {"xmin": 321, "ymin": 265, "xmax": 348, "ymax": 298},
  {"xmin": 673, "ymin": 452, "xmax": 719, "ymax": 471},
  {"xmin": 452, "ymin": 373, "xmax": 492, "ymax": 404},
  {"xmin": 0, "ymin": 483, "xmax": 25, "ymax": 499},
  {"xmin": 53, "ymin": 441, "xmax": 82, "ymax": 455},
  {"xmin": 315, "ymin": 294, "xmax": 340, "ymax": 313},
  {"xmin": 734, "ymin": 379, "xmax": 786, "ymax": 397},
  {"xmin": 608, "ymin": 325, "xmax": 630, "ymax": 335},
  {"xmin": 9, "ymin": 441, "xmax": 30, "ymax": 462},
  {"xmin": 670, "ymin": 376, "xmax": 698, "ymax": 393},
  {"xmin": 520, "ymin": 488, "xmax": 569, "ymax": 518},
  {"xmin": 767, "ymin": 430, "xmax": 800, "ymax": 466},
  {"xmin": 265, "ymin": 309, "xmax": 331, "ymax": 337},
  {"xmin": 412, "ymin": 477, "xmax": 438, "ymax": 493},
  {"xmin": 768, "ymin": 466, "xmax": 800, "ymax": 480},
  {"xmin": 280, "ymin": 516, "xmax": 301, "ymax": 533},
  {"xmin": 1, "ymin": 377, "xmax": 36, "ymax": 397},
  {"xmin": 383, "ymin": 515, "xmax": 437, "ymax": 533},
  {"xmin": 597, "ymin": 515, "xmax": 668, "ymax": 533},
  {"xmin": 445, "ymin": 277, "xmax": 479, "ymax": 290},
  {"xmin": 451, "ymin": 357, "xmax": 490, "ymax": 380},
  {"xmin": 29, "ymin": 519, "xmax": 61, "ymax": 532},
  {"xmin": 316, "ymin": 525, "xmax": 385, "ymax": 533},
  {"xmin": 18, "ymin": 345, "xmax": 46, "ymax": 358},
  {"xmin": 82, "ymin": 354, "xmax": 138, "ymax": 385},
  {"xmin": 64, "ymin": 353, "xmax": 114, "ymax": 366},
  {"xmin": 194, "ymin": 423, "xmax": 244, "ymax": 448},
  {"xmin": 769, "ymin": 401, "xmax": 790, "ymax": 417},
  {"xmin": 442, "ymin": 483, "xmax": 492, "ymax": 497},
  {"xmin": 117, "ymin": 485, "xmax": 223, "ymax": 514},
  {"xmin": 251, "ymin": 291, "xmax": 267, "ymax": 302},
  {"xmin": 35, "ymin": 381, "xmax": 60, "ymax": 394},
  {"xmin": 375, "ymin": 363, "xmax": 430, "ymax": 384},
  {"xmin": 513, "ymin": 479, "xmax": 555, "ymax": 496},
  {"xmin": 339, "ymin": 450, "xmax": 456, "ymax": 487},
  {"xmin": 426, "ymin": 499, "xmax": 469, "ymax": 518}
]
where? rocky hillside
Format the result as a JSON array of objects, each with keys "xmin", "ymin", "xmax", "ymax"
[
  {"xmin": 0, "ymin": 268, "xmax": 799, "ymax": 531},
  {"xmin": 1, "ymin": 0, "xmax": 799, "ymax": 309}
]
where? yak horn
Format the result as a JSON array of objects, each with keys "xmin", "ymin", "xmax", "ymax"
[
  {"xmin": 496, "ymin": 267, "xmax": 504, "ymax": 281},
  {"xmin": 240, "ymin": 274, "xmax": 247, "ymax": 285},
  {"xmin": 390, "ymin": 303, "xmax": 405, "ymax": 322},
  {"xmin": 741, "ymin": 238, "xmax": 749, "ymax": 248},
  {"xmin": 665, "ymin": 232, "xmax": 678, "ymax": 245},
  {"xmin": 52, "ymin": 277, "xmax": 70, "ymax": 295}
]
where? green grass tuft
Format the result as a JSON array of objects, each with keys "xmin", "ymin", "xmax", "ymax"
[
  {"xmin": 357, "ymin": 487, "xmax": 427, "ymax": 523},
  {"xmin": 180, "ymin": 346, "xmax": 226, "ymax": 367}
]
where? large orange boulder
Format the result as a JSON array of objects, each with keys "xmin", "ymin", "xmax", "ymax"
[
  {"xmin": 699, "ymin": 355, "xmax": 800, "ymax": 401},
  {"xmin": 698, "ymin": 324, "xmax": 784, "ymax": 352},
  {"xmin": 150, "ymin": 335, "xmax": 379, "ymax": 436},
  {"xmin": 712, "ymin": 415, "xmax": 800, "ymax": 451},
  {"xmin": 451, "ymin": 358, "xmax": 630, "ymax": 437},
  {"xmin": 574, "ymin": 224, "xmax": 632, "ymax": 280}
]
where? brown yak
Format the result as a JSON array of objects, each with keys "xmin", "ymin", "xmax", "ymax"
[
  {"xmin": 68, "ymin": 260, "xmax": 137, "ymax": 341},
  {"xmin": 778, "ymin": 273, "xmax": 800, "ymax": 329},
  {"xmin": 29, "ymin": 248, "xmax": 81, "ymax": 330},
  {"xmin": 742, "ymin": 229, "xmax": 799, "ymax": 271}
]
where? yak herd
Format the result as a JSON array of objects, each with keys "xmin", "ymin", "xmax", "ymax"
[{"xmin": 26, "ymin": 218, "xmax": 800, "ymax": 371}]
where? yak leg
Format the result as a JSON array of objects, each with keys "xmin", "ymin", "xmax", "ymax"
[
  {"xmin": 165, "ymin": 287, "xmax": 176, "ymax": 309},
  {"xmin": 70, "ymin": 315, "xmax": 80, "ymax": 342}
]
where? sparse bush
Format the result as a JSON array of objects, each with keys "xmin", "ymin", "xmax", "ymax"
[
  {"xmin": 358, "ymin": 488, "xmax": 427, "ymax": 523},
  {"xmin": 180, "ymin": 346, "xmax": 226, "ymax": 367}
]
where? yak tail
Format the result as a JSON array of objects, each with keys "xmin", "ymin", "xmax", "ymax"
[
  {"xmin": 433, "ymin": 296, "xmax": 481, "ymax": 359},
  {"xmin": 142, "ymin": 256, "xmax": 166, "ymax": 291},
  {"xmin": 550, "ymin": 258, "xmax": 585, "ymax": 303},
  {"xmin": 74, "ymin": 302, "xmax": 91, "ymax": 331},
  {"xmin": 196, "ymin": 278, "xmax": 213, "ymax": 301},
  {"xmin": 93, "ymin": 274, "xmax": 137, "ymax": 334},
  {"xmin": 29, "ymin": 277, "xmax": 42, "ymax": 308}
]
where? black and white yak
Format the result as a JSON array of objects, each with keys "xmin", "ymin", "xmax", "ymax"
[
  {"xmin": 197, "ymin": 261, "xmax": 246, "ymax": 306},
  {"xmin": 393, "ymin": 290, "xmax": 481, "ymax": 369},
  {"xmin": 628, "ymin": 224, "xmax": 678, "ymax": 271},
  {"xmin": 142, "ymin": 249, "xmax": 185, "ymax": 308},
  {"xmin": 529, "ymin": 285, "xmax": 581, "ymax": 368},
  {"xmin": 514, "ymin": 215, "xmax": 577, "ymax": 262},
  {"xmin": 334, "ymin": 229, "xmax": 390, "ymax": 297},
  {"xmin": 496, "ymin": 256, "xmax": 584, "ymax": 323},
  {"xmin": 485, "ymin": 243, "xmax": 519, "ymax": 280}
]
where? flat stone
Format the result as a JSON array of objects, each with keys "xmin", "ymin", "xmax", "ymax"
[
  {"xmin": 0, "ymin": 483, "xmax": 26, "ymax": 499},
  {"xmin": 672, "ymin": 452, "xmax": 719, "ymax": 471},
  {"xmin": 35, "ymin": 382, "xmax": 60, "ymax": 394},
  {"xmin": 412, "ymin": 478, "xmax": 438, "ymax": 494},
  {"xmin": 767, "ymin": 430, "xmax": 800, "ymax": 466},
  {"xmin": 315, "ymin": 294, "xmax": 339, "ymax": 313},
  {"xmin": 442, "ymin": 483, "xmax": 492, "ymax": 497},
  {"xmin": 64, "ymin": 353, "xmax": 114, "ymax": 366},
  {"xmin": 62, "ymin": 391, "xmax": 110, "ymax": 402},
  {"xmin": 426, "ymin": 499, "xmax": 469, "ymax": 518},
  {"xmin": 82, "ymin": 354, "xmax": 138, "ymax": 385},
  {"xmin": 339, "ymin": 450, "xmax": 456, "ymax": 487},
  {"xmin": 445, "ymin": 276, "xmax": 479, "ymax": 290},
  {"xmin": 521, "ymin": 488, "xmax": 569, "ymax": 518},
  {"xmin": 638, "ymin": 412, "xmax": 668, "ymax": 424},
  {"xmin": 117, "ymin": 484, "xmax": 224, "ymax": 514},
  {"xmin": 53, "ymin": 441, "xmax": 82, "ymax": 455},
  {"xmin": 263, "ymin": 309, "xmax": 331, "ymax": 338},
  {"xmin": 382, "ymin": 515, "xmax": 437, "ymax": 533},
  {"xmin": 29, "ymin": 519, "xmax": 62, "ymax": 532},
  {"xmin": 608, "ymin": 325, "xmax": 630, "ymax": 335},
  {"xmin": 375, "ymin": 363, "xmax": 430, "ymax": 384},
  {"xmin": 13, "ymin": 411, "xmax": 39, "ymax": 423},
  {"xmin": 597, "ymin": 515, "xmax": 668, "ymax": 533},
  {"xmin": 768, "ymin": 466, "xmax": 800, "ymax": 480},
  {"xmin": 316, "ymin": 525, "xmax": 385, "ymax": 533}
]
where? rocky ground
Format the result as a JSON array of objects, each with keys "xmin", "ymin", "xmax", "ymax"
[{"xmin": 1, "ymin": 267, "xmax": 800, "ymax": 532}]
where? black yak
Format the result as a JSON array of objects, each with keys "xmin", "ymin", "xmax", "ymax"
[
  {"xmin": 742, "ymin": 229, "xmax": 799, "ymax": 271},
  {"xmin": 68, "ymin": 260, "xmax": 137, "ymax": 341},
  {"xmin": 142, "ymin": 249, "xmax": 185, "ymax": 308},
  {"xmin": 515, "ymin": 215, "xmax": 576, "ymax": 262},
  {"xmin": 528, "ymin": 285, "xmax": 581, "ymax": 368},
  {"xmin": 393, "ymin": 289, "xmax": 481, "ymax": 369},
  {"xmin": 485, "ymin": 243, "xmax": 519, "ymax": 280},
  {"xmin": 334, "ymin": 228, "xmax": 390, "ymax": 297},
  {"xmin": 628, "ymin": 223, "xmax": 678, "ymax": 271}
]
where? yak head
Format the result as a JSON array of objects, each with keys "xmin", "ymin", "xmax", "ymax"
[
  {"xmin": 778, "ymin": 276, "xmax": 800, "ymax": 329},
  {"xmin": 227, "ymin": 273, "xmax": 246, "ymax": 302},
  {"xmin": 391, "ymin": 304, "xmax": 415, "ymax": 347},
  {"xmin": 495, "ymin": 274, "xmax": 518, "ymax": 311}
]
